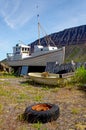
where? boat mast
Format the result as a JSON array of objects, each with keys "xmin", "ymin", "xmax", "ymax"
[
  {"xmin": 36, "ymin": 5, "xmax": 56, "ymax": 47},
  {"xmin": 37, "ymin": 6, "xmax": 41, "ymax": 45}
]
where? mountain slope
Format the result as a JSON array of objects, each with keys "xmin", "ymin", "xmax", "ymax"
[
  {"xmin": 65, "ymin": 44, "xmax": 86, "ymax": 62},
  {"xmin": 31, "ymin": 25, "xmax": 86, "ymax": 47}
]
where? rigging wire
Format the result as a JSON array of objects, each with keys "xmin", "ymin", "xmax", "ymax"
[{"xmin": 36, "ymin": 5, "xmax": 56, "ymax": 47}]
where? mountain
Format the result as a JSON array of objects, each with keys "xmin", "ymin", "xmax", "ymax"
[
  {"xmin": 30, "ymin": 25, "xmax": 86, "ymax": 62},
  {"xmin": 30, "ymin": 24, "xmax": 86, "ymax": 47}
]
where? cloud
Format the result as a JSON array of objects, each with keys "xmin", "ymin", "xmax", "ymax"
[{"xmin": 0, "ymin": 0, "xmax": 40, "ymax": 29}]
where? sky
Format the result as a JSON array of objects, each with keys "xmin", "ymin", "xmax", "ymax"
[{"xmin": 0, "ymin": 0, "xmax": 86, "ymax": 61}]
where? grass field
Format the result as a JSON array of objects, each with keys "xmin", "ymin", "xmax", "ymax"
[{"xmin": 0, "ymin": 75, "xmax": 86, "ymax": 130}]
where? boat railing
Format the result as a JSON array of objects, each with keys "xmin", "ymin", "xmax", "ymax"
[{"xmin": 7, "ymin": 53, "xmax": 14, "ymax": 61}]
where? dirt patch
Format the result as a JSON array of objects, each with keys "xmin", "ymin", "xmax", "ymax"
[{"xmin": 0, "ymin": 77, "xmax": 86, "ymax": 130}]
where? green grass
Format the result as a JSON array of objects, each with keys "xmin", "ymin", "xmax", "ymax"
[
  {"xmin": 71, "ymin": 108, "xmax": 80, "ymax": 114},
  {"xmin": 34, "ymin": 95, "xmax": 43, "ymax": 102},
  {"xmin": 0, "ymin": 71, "xmax": 16, "ymax": 78},
  {"xmin": 32, "ymin": 122, "xmax": 43, "ymax": 130},
  {"xmin": 75, "ymin": 123, "xmax": 86, "ymax": 130},
  {"xmin": 0, "ymin": 104, "xmax": 3, "ymax": 114},
  {"xmin": 73, "ymin": 66, "xmax": 86, "ymax": 85},
  {"xmin": 69, "ymin": 47, "xmax": 80, "ymax": 59}
]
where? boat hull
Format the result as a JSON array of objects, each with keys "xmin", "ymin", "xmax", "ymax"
[
  {"xmin": 7, "ymin": 47, "xmax": 65, "ymax": 67},
  {"xmin": 28, "ymin": 72, "xmax": 60, "ymax": 85}
]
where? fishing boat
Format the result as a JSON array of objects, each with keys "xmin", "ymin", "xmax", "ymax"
[
  {"xmin": 6, "ymin": 14, "xmax": 65, "ymax": 73},
  {"xmin": 7, "ymin": 43, "xmax": 65, "ymax": 66}
]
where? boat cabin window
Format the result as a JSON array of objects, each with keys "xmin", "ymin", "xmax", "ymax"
[
  {"xmin": 22, "ymin": 47, "xmax": 29, "ymax": 52},
  {"xmin": 41, "ymin": 48, "xmax": 43, "ymax": 51},
  {"xmin": 22, "ymin": 48, "xmax": 24, "ymax": 51},
  {"xmin": 16, "ymin": 47, "xmax": 20, "ymax": 51},
  {"xmin": 16, "ymin": 48, "xmax": 18, "ymax": 51}
]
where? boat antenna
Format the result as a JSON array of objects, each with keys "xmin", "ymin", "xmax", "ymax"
[
  {"xmin": 19, "ymin": 40, "xmax": 24, "ymax": 45},
  {"xmin": 37, "ymin": 5, "xmax": 41, "ymax": 45}
]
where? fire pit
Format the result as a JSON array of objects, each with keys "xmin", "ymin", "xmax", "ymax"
[{"xmin": 23, "ymin": 103, "xmax": 60, "ymax": 123}]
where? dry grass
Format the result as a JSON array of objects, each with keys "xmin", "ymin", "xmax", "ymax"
[{"xmin": 0, "ymin": 76, "xmax": 86, "ymax": 130}]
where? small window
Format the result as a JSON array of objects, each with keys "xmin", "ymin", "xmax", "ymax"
[
  {"xmin": 22, "ymin": 48, "xmax": 24, "ymax": 51},
  {"xmin": 16, "ymin": 48, "xmax": 18, "ymax": 51}
]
